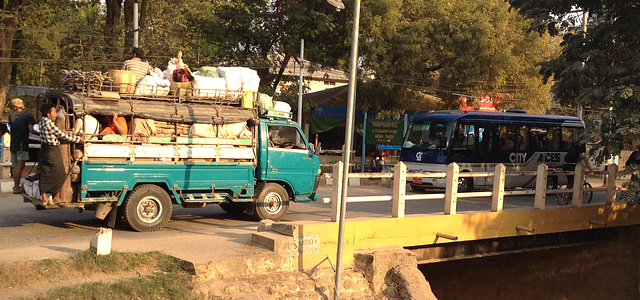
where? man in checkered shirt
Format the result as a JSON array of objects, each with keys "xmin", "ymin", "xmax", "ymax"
[{"xmin": 38, "ymin": 103, "xmax": 86, "ymax": 206}]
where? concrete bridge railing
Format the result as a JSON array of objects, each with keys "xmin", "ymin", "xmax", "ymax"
[{"xmin": 324, "ymin": 162, "xmax": 620, "ymax": 222}]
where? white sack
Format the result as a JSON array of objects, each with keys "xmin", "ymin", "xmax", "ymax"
[
  {"xmin": 216, "ymin": 67, "xmax": 243, "ymax": 91},
  {"xmin": 191, "ymin": 75, "xmax": 227, "ymax": 98},
  {"xmin": 21, "ymin": 178, "xmax": 42, "ymax": 201},
  {"xmin": 135, "ymin": 76, "xmax": 170, "ymax": 96},
  {"xmin": 239, "ymin": 67, "xmax": 260, "ymax": 92},
  {"xmin": 273, "ymin": 101, "xmax": 292, "ymax": 113},
  {"xmin": 74, "ymin": 115, "xmax": 100, "ymax": 139}
]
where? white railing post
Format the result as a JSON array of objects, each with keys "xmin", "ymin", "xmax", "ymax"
[
  {"xmin": 331, "ymin": 161, "xmax": 343, "ymax": 222},
  {"xmin": 606, "ymin": 163, "xmax": 618, "ymax": 204},
  {"xmin": 534, "ymin": 163, "xmax": 548, "ymax": 209},
  {"xmin": 392, "ymin": 162, "xmax": 407, "ymax": 218},
  {"xmin": 492, "ymin": 163, "xmax": 506, "ymax": 212},
  {"xmin": 572, "ymin": 163, "xmax": 584, "ymax": 207},
  {"xmin": 444, "ymin": 162, "xmax": 459, "ymax": 215}
]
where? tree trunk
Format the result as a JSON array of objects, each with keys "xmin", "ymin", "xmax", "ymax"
[
  {"xmin": 124, "ymin": 0, "xmax": 134, "ymax": 51},
  {"xmin": 139, "ymin": 0, "xmax": 147, "ymax": 31},
  {"xmin": 0, "ymin": 0, "xmax": 23, "ymax": 109},
  {"xmin": 105, "ymin": 0, "xmax": 122, "ymax": 54},
  {"xmin": 272, "ymin": 54, "xmax": 291, "ymax": 92}
]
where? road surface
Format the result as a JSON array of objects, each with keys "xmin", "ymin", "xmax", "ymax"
[{"xmin": 0, "ymin": 182, "xmax": 611, "ymax": 264}]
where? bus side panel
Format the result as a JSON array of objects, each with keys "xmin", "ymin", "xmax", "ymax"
[
  {"xmin": 81, "ymin": 162, "xmax": 255, "ymax": 201},
  {"xmin": 399, "ymin": 148, "xmax": 448, "ymax": 165}
]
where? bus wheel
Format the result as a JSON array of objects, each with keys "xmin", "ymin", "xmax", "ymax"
[
  {"xmin": 220, "ymin": 202, "xmax": 247, "ymax": 214},
  {"xmin": 458, "ymin": 177, "xmax": 473, "ymax": 192},
  {"xmin": 410, "ymin": 184, "xmax": 427, "ymax": 193},
  {"xmin": 253, "ymin": 183, "xmax": 289, "ymax": 221},
  {"xmin": 546, "ymin": 176, "xmax": 558, "ymax": 190},
  {"xmin": 123, "ymin": 184, "xmax": 172, "ymax": 232}
]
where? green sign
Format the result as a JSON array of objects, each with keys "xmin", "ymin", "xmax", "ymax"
[{"xmin": 365, "ymin": 119, "xmax": 404, "ymax": 145}]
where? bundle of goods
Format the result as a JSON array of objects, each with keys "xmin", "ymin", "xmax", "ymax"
[
  {"xmin": 256, "ymin": 93, "xmax": 274, "ymax": 114},
  {"xmin": 216, "ymin": 67, "xmax": 260, "ymax": 93},
  {"xmin": 61, "ymin": 70, "xmax": 109, "ymax": 92},
  {"xmin": 134, "ymin": 68, "xmax": 171, "ymax": 96},
  {"xmin": 188, "ymin": 122, "xmax": 252, "ymax": 139},
  {"xmin": 154, "ymin": 120, "xmax": 190, "ymax": 136},
  {"xmin": 160, "ymin": 53, "xmax": 260, "ymax": 102},
  {"xmin": 191, "ymin": 74, "xmax": 226, "ymax": 98}
]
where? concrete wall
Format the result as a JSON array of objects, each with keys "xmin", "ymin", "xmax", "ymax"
[{"xmin": 421, "ymin": 225, "xmax": 640, "ymax": 299}]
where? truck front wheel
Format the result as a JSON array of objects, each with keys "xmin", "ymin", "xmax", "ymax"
[
  {"xmin": 123, "ymin": 184, "xmax": 172, "ymax": 232},
  {"xmin": 253, "ymin": 183, "xmax": 289, "ymax": 221}
]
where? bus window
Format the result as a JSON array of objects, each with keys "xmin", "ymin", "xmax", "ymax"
[
  {"xmin": 561, "ymin": 127, "xmax": 580, "ymax": 151},
  {"xmin": 530, "ymin": 127, "xmax": 547, "ymax": 151},
  {"xmin": 546, "ymin": 127, "xmax": 561, "ymax": 151},
  {"xmin": 452, "ymin": 123, "xmax": 476, "ymax": 151},
  {"xmin": 499, "ymin": 125, "xmax": 528, "ymax": 151}
]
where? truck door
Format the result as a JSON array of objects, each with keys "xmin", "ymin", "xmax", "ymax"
[{"xmin": 266, "ymin": 125, "xmax": 317, "ymax": 197}]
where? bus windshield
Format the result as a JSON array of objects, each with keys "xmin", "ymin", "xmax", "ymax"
[{"xmin": 404, "ymin": 121, "xmax": 452, "ymax": 150}]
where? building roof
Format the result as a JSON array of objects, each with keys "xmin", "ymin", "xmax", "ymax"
[{"xmin": 269, "ymin": 54, "xmax": 348, "ymax": 83}]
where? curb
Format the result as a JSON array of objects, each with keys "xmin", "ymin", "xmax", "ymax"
[{"xmin": 0, "ymin": 179, "xmax": 13, "ymax": 193}]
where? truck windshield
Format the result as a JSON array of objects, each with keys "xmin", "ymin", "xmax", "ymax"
[{"xmin": 269, "ymin": 125, "xmax": 307, "ymax": 150}]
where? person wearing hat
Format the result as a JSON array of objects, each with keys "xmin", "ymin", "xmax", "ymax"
[{"xmin": 7, "ymin": 98, "xmax": 39, "ymax": 194}]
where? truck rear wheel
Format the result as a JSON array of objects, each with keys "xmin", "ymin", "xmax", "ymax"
[
  {"xmin": 253, "ymin": 183, "xmax": 289, "ymax": 221},
  {"xmin": 123, "ymin": 184, "xmax": 172, "ymax": 232}
]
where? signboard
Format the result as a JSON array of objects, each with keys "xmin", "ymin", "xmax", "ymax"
[{"xmin": 365, "ymin": 119, "xmax": 404, "ymax": 145}]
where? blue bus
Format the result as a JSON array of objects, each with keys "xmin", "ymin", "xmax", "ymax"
[{"xmin": 400, "ymin": 110, "xmax": 585, "ymax": 192}]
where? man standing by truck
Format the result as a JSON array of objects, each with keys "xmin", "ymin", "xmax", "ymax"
[
  {"xmin": 39, "ymin": 103, "xmax": 85, "ymax": 206},
  {"xmin": 8, "ymin": 98, "xmax": 38, "ymax": 194}
]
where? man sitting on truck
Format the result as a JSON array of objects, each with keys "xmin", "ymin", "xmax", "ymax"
[
  {"xmin": 100, "ymin": 112, "xmax": 128, "ymax": 135},
  {"xmin": 123, "ymin": 47, "xmax": 154, "ymax": 83}
]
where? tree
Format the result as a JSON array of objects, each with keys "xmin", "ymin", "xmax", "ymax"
[
  {"xmin": 355, "ymin": 0, "xmax": 555, "ymax": 117},
  {"xmin": 0, "ymin": 0, "xmax": 24, "ymax": 109},
  {"xmin": 213, "ymin": 0, "xmax": 350, "ymax": 94},
  {"xmin": 507, "ymin": 0, "xmax": 640, "ymax": 159}
]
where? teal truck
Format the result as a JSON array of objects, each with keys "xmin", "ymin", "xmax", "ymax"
[{"xmin": 21, "ymin": 89, "xmax": 321, "ymax": 232}]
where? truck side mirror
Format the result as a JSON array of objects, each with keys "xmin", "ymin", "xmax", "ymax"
[{"xmin": 314, "ymin": 142, "xmax": 322, "ymax": 155}]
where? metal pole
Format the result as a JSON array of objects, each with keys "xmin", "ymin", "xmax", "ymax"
[
  {"xmin": 297, "ymin": 39, "xmax": 304, "ymax": 128},
  {"xmin": 578, "ymin": 10, "xmax": 587, "ymax": 119},
  {"xmin": 133, "ymin": 3, "xmax": 139, "ymax": 48},
  {"xmin": 361, "ymin": 112, "xmax": 367, "ymax": 173},
  {"xmin": 334, "ymin": 1, "xmax": 361, "ymax": 299},
  {"xmin": 403, "ymin": 113, "xmax": 408, "ymax": 136}
]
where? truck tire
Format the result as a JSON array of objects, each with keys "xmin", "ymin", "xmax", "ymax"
[
  {"xmin": 123, "ymin": 184, "xmax": 172, "ymax": 232},
  {"xmin": 219, "ymin": 202, "xmax": 247, "ymax": 214},
  {"xmin": 253, "ymin": 183, "xmax": 289, "ymax": 221}
]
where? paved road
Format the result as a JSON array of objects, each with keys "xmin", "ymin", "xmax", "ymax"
[{"xmin": 0, "ymin": 182, "xmax": 612, "ymax": 264}]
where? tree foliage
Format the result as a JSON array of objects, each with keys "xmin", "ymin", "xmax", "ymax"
[
  {"xmin": 2, "ymin": 0, "xmax": 557, "ymax": 120},
  {"xmin": 507, "ymin": 0, "xmax": 640, "ymax": 158},
  {"xmin": 356, "ymin": 0, "xmax": 555, "ymax": 117}
]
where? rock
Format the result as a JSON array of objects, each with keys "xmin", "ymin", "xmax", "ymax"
[
  {"xmin": 388, "ymin": 264, "xmax": 437, "ymax": 300},
  {"xmin": 258, "ymin": 219, "xmax": 274, "ymax": 232}
]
